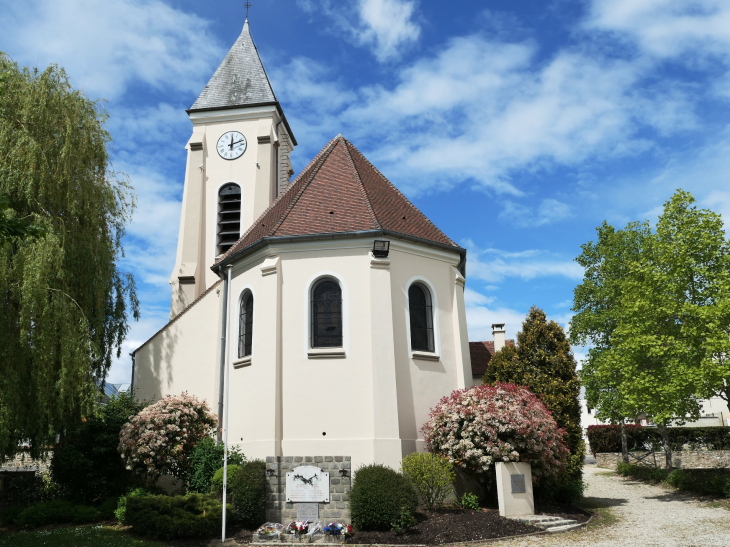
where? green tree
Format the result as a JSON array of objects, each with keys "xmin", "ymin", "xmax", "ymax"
[
  {"xmin": 0, "ymin": 53, "xmax": 138, "ymax": 460},
  {"xmin": 570, "ymin": 221, "xmax": 650, "ymax": 461},
  {"xmin": 483, "ymin": 307, "xmax": 584, "ymax": 489},
  {"xmin": 571, "ymin": 190, "xmax": 730, "ymax": 470},
  {"xmin": 50, "ymin": 392, "xmax": 145, "ymax": 502}
]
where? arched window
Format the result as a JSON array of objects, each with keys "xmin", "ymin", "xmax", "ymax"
[
  {"xmin": 311, "ymin": 279, "xmax": 343, "ymax": 348},
  {"xmin": 218, "ymin": 183, "xmax": 241, "ymax": 255},
  {"xmin": 238, "ymin": 290, "xmax": 253, "ymax": 358},
  {"xmin": 409, "ymin": 283, "xmax": 434, "ymax": 352}
]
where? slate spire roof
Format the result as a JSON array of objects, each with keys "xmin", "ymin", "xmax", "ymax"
[
  {"xmin": 215, "ymin": 135, "xmax": 462, "ymax": 267},
  {"xmin": 190, "ymin": 20, "xmax": 277, "ymax": 111}
]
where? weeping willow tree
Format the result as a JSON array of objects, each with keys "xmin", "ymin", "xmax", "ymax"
[{"xmin": 0, "ymin": 53, "xmax": 138, "ymax": 460}]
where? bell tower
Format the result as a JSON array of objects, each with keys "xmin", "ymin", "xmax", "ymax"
[{"xmin": 170, "ymin": 19, "xmax": 297, "ymax": 317}]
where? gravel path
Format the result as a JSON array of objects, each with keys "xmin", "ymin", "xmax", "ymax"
[{"xmin": 490, "ymin": 464, "xmax": 730, "ymax": 547}]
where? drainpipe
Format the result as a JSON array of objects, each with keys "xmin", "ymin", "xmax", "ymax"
[
  {"xmin": 221, "ymin": 265, "xmax": 233, "ymax": 543},
  {"xmin": 129, "ymin": 352, "xmax": 136, "ymax": 396},
  {"xmin": 217, "ymin": 266, "xmax": 229, "ymax": 444}
]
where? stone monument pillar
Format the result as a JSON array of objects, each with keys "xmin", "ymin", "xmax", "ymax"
[{"xmin": 495, "ymin": 462, "xmax": 534, "ymax": 518}]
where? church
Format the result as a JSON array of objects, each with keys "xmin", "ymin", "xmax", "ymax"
[{"xmin": 132, "ymin": 20, "xmax": 495, "ymax": 472}]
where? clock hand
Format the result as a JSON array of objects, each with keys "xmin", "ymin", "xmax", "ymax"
[
  {"xmin": 229, "ymin": 134, "xmax": 234, "ymax": 149},
  {"xmin": 231, "ymin": 139, "xmax": 245, "ymax": 146}
]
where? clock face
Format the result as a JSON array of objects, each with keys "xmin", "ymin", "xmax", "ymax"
[{"xmin": 216, "ymin": 131, "xmax": 247, "ymax": 160}]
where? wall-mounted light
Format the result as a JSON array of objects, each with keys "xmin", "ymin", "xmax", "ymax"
[
  {"xmin": 266, "ymin": 469, "xmax": 276, "ymax": 477},
  {"xmin": 339, "ymin": 469, "xmax": 349, "ymax": 477},
  {"xmin": 372, "ymin": 240, "xmax": 390, "ymax": 258}
]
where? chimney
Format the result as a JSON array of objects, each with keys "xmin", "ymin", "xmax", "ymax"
[{"xmin": 492, "ymin": 323, "xmax": 506, "ymax": 352}]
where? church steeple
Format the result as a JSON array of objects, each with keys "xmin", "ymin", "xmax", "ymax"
[
  {"xmin": 189, "ymin": 20, "xmax": 278, "ymax": 111},
  {"xmin": 170, "ymin": 19, "xmax": 297, "ymax": 318}
]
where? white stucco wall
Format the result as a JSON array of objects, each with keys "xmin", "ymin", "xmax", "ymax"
[
  {"xmin": 134, "ymin": 282, "xmax": 223, "ymax": 409},
  {"xmin": 135, "ymin": 235, "xmax": 471, "ymax": 473}
]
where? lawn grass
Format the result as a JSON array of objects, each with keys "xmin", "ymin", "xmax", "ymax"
[{"xmin": 0, "ymin": 524, "xmax": 170, "ymax": 547}]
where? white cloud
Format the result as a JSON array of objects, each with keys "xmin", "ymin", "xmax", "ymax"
[
  {"xmin": 1, "ymin": 0, "xmax": 224, "ymax": 100},
  {"xmin": 277, "ymin": 33, "xmax": 697, "ymax": 196},
  {"xmin": 356, "ymin": 0, "xmax": 421, "ymax": 61},
  {"xmin": 465, "ymin": 245, "xmax": 584, "ymax": 283},
  {"xmin": 500, "ymin": 198, "xmax": 572, "ymax": 227},
  {"xmin": 586, "ymin": 0, "xmax": 730, "ymax": 63},
  {"xmin": 299, "ymin": 0, "xmax": 420, "ymax": 61}
]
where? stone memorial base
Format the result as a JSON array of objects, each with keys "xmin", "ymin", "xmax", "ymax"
[
  {"xmin": 265, "ymin": 456, "xmax": 351, "ymax": 525},
  {"xmin": 495, "ymin": 462, "xmax": 534, "ymax": 518}
]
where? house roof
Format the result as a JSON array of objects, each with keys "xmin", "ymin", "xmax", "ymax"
[
  {"xmin": 189, "ymin": 20, "xmax": 277, "ymax": 111},
  {"xmin": 469, "ymin": 340, "xmax": 516, "ymax": 377},
  {"xmin": 214, "ymin": 134, "xmax": 461, "ymax": 267}
]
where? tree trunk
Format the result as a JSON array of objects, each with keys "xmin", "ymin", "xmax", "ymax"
[
  {"xmin": 620, "ymin": 419, "xmax": 629, "ymax": 464},
  {"xmin": 657, "ymin": 423, "xmax": 673, "ymax": 472}
]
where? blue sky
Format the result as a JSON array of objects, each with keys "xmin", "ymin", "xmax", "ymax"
[{"xmin": 3, "ymin": 0, "xmax": 730, "ymax": 384}]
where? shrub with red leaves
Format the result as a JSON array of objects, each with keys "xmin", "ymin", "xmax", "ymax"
[{"xmin": 422, "ymin": 383, "xmax": 569, "ymax": 481}]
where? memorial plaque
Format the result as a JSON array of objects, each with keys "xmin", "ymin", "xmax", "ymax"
[
  {"xmin": 510, "ymin": 474, "xmax": 526, "ymax": 494},
  {"xmin": 286, "ymin": 465, "xmax": 330, "ymax": 503},
  {"xmin": 297, "ymin": 503, "xmax": 319, "ymax": 521}
]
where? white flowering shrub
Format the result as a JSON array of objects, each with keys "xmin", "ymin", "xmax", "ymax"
[
  {"xmin": 118, "ymin": 393, "xmax": 218, "ymax": 481},
  {"xmin": 421, "ymin": 383, "xmax": 569, "ymax": 481}
]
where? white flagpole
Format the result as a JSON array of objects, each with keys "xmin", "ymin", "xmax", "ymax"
[{"xmin": 221, "ymin": 264, "xmax": 233, "ymax": 543}]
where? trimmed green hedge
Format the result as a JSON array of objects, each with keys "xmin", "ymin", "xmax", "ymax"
[
  {"xmin": 616, "ymin": 463, "xmax": 730, "ymax": 498},
  {"xmin": 350, "ymin": 464, "xmax": 418, "ymax": 531},
  {"xmin": 587, "ymin": 425, "xmax": 730, "ymax": 454},
  {"xmin": 125, "ymin": 493, "xmax": 229, "ymax": 540},
  {"xmin": 616, "ymin": 462, "xmax": 669, "ymax": 482},
  {"xmin": 667, "ymin": 469, "xmax": 730, "ymax": 498}
]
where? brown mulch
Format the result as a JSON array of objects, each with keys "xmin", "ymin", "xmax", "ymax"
[{"xmin": 342, "ymin": 504, "xmax": 589, "ymax": 545}]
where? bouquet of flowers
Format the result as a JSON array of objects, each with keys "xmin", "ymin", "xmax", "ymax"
[
  {"xmin": 255, "ymin": 522, "xmax": 286, "ymax": 540},
  {"xmin": 323, "ymin": 522, "xmax": 353, "ymax": 537},
  {"xmin": 287, "ymin": 520, "xmax": 310, "ymax": 536}
]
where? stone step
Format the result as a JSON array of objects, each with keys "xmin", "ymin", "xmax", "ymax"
[
  {"xmin": 540, "ymin": 519, "xmax": 578, "ymax": 529},
  {"xmin": 512, "ymin": 515, "xmax": 563, "ymax": 525},
  {"xmin": 545, "ymin": 523, "xmax": 584, "ymax": 533},
  {"xmin": 508, "ymin": 515, "xmax": 580, "ymax": 532}
]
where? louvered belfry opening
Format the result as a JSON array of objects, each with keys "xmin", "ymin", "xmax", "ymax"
[{"xmin": 218, "ymin": 183, "xmax": 241, "ymax": 255}]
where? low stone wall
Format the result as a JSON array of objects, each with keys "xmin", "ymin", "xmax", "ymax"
[
  {"xmin": 265, "ymin": 456, "xmax": 351, "ymax": 525},
  {"xmin": 0, "ymin": 451, "xmax": 51, "ymax": 474},
  {"xmin": 596, "ymin": 450, "xmax": 730, "ymax": 469}
]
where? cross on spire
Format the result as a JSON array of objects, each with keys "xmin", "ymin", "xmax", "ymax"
[{"xmin": 243, "ymin": 1, "xmax": 253, "ymax": 20}]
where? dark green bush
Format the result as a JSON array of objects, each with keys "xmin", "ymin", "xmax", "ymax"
[
  {"xmin": 13, "ymin": 500, "xmax": 102, "ymax": 528},
  {"xmin": 616, "ymin": 462, "xmax": 669, "ymax": 482},
  {"xmin": 666, "ymin": 469, "xmax": 730, "ymax": 497},
  {"xmin": 210, "ymin": 465, "xmax": 241, "ymax": 499},
  {"xmin": 350, "ymin": 464, "xmax": 418, "ymax": 531},
  {"xmin": 0, "ymin": 471, "xmax": 56, "ymax": 506},
  {"xmin": 51, "ymin": 391, "xmax": 145, "ymax": 502},
  {"xmin": 187, "ymin": 437, "xmax": 246, "ymax": 494},
  {"xmin": 125, "ymin": 493, "xmax": 229, "ymax": 540},
  {"xmin": 0, "ymin": 505, "xmax": 25, "ymax": 527},
  {"xmin": 230, "ymin": 460, "xmax": 266, "ymax": 528},
  {"xmin": 587, "ymin": 425, "xmax": 730, "ymax": 454},
  {"xmin": 536, "ymin": 478, "xmax": 585, "ymax": 505},
  {"xmin": 115, "ymin": 487, "xmax": 160, "ymax": 524}
]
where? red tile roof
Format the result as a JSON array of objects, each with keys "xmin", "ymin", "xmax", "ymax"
[
  {"xmin": 215, "ymin": 135, "xmax": 458, "ymax": 265},
  {"xmin": 469, "ymin": 340, "xmax": 516, "ymax": 377}
]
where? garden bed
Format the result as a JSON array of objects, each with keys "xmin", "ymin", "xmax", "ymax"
[{"xmin": 227, "ymin": 505, "xmax": 590, "ymax": 546}]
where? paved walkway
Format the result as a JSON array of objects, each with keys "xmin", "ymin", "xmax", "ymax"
[{"xmin": 491, "ymin": 464, "xmax": 730, "ymax": 547}]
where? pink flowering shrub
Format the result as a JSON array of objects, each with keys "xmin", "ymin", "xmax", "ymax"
[
  {"xmin": 422, "ymin": 383, "xmax": 569, "ymax": 481},
  {"xmin": 118, "ymin": 393, "xmax": 218, "ymax": 481}
]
